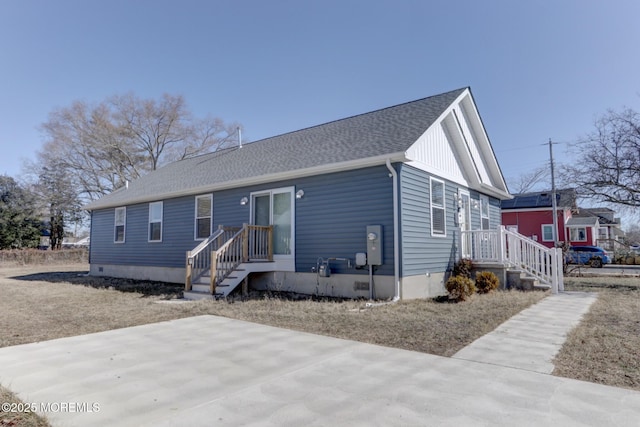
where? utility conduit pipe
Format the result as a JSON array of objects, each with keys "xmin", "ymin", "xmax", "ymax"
[{"xmin": 385, "ymin": 159, "xmax": 400, "ymax": 302}]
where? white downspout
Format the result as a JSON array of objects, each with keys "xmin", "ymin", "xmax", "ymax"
[{"xmin": 386, "ymin": 159, "xmax": 401, "ymax": 302}]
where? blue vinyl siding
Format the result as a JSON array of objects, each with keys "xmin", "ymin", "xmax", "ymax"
[
  {"xmin": 90, "ymin": 165, "xmax": 394, "ymax": 276},
  {"xmin": 89, "ymin": 163, "xmax": 502, "ymax": 278},
  {"xmin": 90, "ymin": 195, "xmax": 201, "ymax": 268},
  {"xmin": 488, "ymin": 197, "xmax": 501, "ymax": 229},
  {"xmin": 295, "ymin": 166, "xmax": 394, "ymax": 275},
  {"xmin": 399, "ymin": 164, "xmax": 459, "ymax": 277},
  {"xmin": 468, "ymin": 190, "xmax": 501, "ymax": 230},
  {"xmin": 398, "ymin": 165, "xmax": 502, "ymax": 277},
  {"xmin": 212, "ymin": 166, "xmax": 394, "ymax": 276}
]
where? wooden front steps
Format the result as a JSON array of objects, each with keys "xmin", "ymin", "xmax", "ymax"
[{"xmin": 183, "ymin": 261, "xmax": 275, "ymax": 300}]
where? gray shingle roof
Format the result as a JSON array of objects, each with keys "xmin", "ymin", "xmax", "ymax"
[
  {"xmin": 85, "ymin": 88, "xmax": 467, "ymax": 210},
  {"xmin": 566, "ymin": 217, "xmax": 599, "ymax": 227},
  {"xmin": 573, "ymin": 208, "xmax": 619, "ymax": 225}
]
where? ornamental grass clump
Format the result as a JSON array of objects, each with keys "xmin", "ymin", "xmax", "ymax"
[
  {"xmin": 452, "ymin": 258, "xmax": 473, "ymax": 279},
  {"xmin": 445, "ymin": 275, "xmax": 476, "ymax": 302},
  {"xmin": 475, "ymin": 271, "xmax": 500, "ymax": 294}
]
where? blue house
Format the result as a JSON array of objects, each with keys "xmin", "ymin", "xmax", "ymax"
[{"xmin": 85, "ymin": 87, "xmax": 512, "ymax": 300}]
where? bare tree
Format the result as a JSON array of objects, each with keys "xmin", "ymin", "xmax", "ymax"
[
  {"xmin": 38, "ymin": 93, "xmax": 241, "ymax": 201},
  {"xmin": 35, "ymin": 166, "xmax": 83, "ymax": 250},
  {"xmin": 624, "ymin": 224, "xmax": 640, "ymax": 245},
  {"xmin": 562, "ymin": 107, "xmax": 640, "ymax": 212},
  {"xmin": 508, "ymin": 166, "xmax": 550, "ymax": 194}
]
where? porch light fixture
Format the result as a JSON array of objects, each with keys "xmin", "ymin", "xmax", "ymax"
[
  {"xmin": 240, "ymin": 197, "xmax": 248, "ymax": 206},
  {"xmin": 472, "ymin": 200, "xmax": 479, "ymax": 209},
  {"xmin": 295, "ymin": 189, "xmax": 305, "ymax": 199}
]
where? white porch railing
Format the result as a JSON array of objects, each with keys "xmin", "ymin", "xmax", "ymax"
[{"xmin": 461, "ymin": 226, "xmax": 564, "ymax": 294}]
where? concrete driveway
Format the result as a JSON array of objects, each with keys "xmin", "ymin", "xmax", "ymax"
[{"xmin": 0, "ymin": 315, "xmax": 639, "ymax": 426}]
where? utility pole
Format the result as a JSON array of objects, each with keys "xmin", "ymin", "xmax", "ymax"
[{"xmin": 549, "ymin": 138, "xmax": 559, "ymax": 246}]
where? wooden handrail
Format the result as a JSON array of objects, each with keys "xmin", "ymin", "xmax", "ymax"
[
  {"xmin": 185, "ymin": 226, "xmax": 241, "ymax": 291},
  {"xmin": 205, "ymin": 224, "xmax": 274, "ymax": 295}
]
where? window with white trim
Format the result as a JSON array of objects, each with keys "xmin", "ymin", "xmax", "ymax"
[
  {"xmin": 542, "ymin": 224, "xmax": 554, "ymax": 242},
  {"xmin": 569, "ymin": 227, "xmax": 587, "ymax": 242},
  {"xmin": 149, "ymin": 201, "xmax": 163, "ymax": 242},
  {"xmin": 430, "ymin": 178, "xmax": 446, "ymax": 236},
  {"xmin": 195, "ymin": 195, "xmax": 212, "ymax": 240},
  {"xmin": 480, "ymin": 195, "xmax": 490, "ymax": 230},
  {"xmin": 597, "ymin": 227, "xmax": 608, "ymax": 239},
  {"xmin": 114, "ymin": 207, "xmax": 126, "ymax": 243}
]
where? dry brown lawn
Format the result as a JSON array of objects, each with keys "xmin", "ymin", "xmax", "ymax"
[
  {"xmin": 0, "ymin": 263, "xmax": 546, "ymax": 426},
  {"xmin": 553, "ymin": 276, "xmax": 640, "ymax": 391},
  {"xmin": 0, "ymin": 264, "xmax": 546, "ymax": 355},
  {"xmin": 4, "ymin": 263, "xmax": 638, "ymax": 425}
]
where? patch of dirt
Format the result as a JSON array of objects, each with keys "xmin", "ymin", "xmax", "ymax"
[{"xmin": 11, "ymin": 270, "xmax": 184, "ymax": 298}]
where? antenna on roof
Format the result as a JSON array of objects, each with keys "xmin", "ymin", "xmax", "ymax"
[{"xmin": 238, "ymin": 127, "xmax": 242, "ymax": 149}]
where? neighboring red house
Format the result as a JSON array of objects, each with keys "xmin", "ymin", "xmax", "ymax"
[{"xmin": 501, "ymin": 189, "xmax": 578, "ymax": 248}]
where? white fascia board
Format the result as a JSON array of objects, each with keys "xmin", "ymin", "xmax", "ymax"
[
  {"xmin": 458, "ymin": 92, "xmax": 509, "ymax": 193},
  {"xmin": 404, "ymin": 88, "xmax": 510, "ymax": 199},
  {"xmin": 405, "ymin": 89, "xmax": 479, "ymax": 188},
  {"xmin": 85, "ymin": 152, "xmax": 407, "ymax": 211},
  {"xmin": 478, "ymin": 183, "xmax": 512, "ymax": 200}
]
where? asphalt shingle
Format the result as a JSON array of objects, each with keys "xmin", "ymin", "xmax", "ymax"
[{"xmin": 86, "ymin": 88, "xmax": 466, "ymax": 210}]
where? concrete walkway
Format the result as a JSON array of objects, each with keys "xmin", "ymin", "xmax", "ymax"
[
  {"xmin": 453, "ymin": 291, "xmax": 598, "ymax": 373},
  {"xmin": 0, "ymin": 296, "xmax": 639, "ymax": 426}
]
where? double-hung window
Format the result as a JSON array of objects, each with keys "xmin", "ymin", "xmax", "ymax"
[
  {"xmin": 542, "ymin": 224, "xmax": 554, "ymax": 242},
  {"xmin": 569, "ymin": 227, "xmax": 587, "ymax": 242},
  {"xmin": 114, "ymin": 207, "xmax": 126, "ymax": 243},
  {"xmin": 430, "ymin": 178, "xmax": 446, "ymax": 236},
  {"xmin": 480, "ymin": 196, "xmax": 490, "ymax": 230},
  {"xmin": 195, "ymin": 195, "xmax": 212, "ymax": 240},
  {"xmin": 149, "ymin": 202, "xmax": 163, "ymax": 242}
]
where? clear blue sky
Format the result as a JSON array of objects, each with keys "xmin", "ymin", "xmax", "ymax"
[{"xmin": 2, "ymin": 0, "xmax": 639, "ymax": 192}]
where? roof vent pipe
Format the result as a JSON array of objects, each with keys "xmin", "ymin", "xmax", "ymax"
[{"xmin": 238, "ymin": 127, "xmax": 242, "ymax": 149}]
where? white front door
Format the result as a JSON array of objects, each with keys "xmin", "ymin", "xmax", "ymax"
[
  {"xmin": 459, "ymin": 190, "xmax": 472, "ymax": 258},
  {"xmin": 250, "ymin": 187, "xmax": 295, "ymax": 270}
]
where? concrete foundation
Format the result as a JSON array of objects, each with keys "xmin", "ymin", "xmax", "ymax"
[
  {"xmin": 400, "ymin": 272, "xmax": 447, "ymax": 299},
  {"xmin": 470, "ymin": 262, "xmax": 509, "ymax": 289},
  {"xmin": 90, "ymin": 263, "xmax": 449, "ymax": 301},
  {"xmin": 249, "ymin": 271, "xmax": 395, "ymax": 300},
  {"xmin": 89, "ymin": 264, "xmax": 185, "ymax": 284}
]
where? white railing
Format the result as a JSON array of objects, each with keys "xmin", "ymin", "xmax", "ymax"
[{"xmin": 461, "ymin": 226, "xmax": 564, "ymax": 293}]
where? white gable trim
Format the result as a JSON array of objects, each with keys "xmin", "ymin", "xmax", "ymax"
[{"xmin": 405, "ymin": 88, "xmax": 511, "ymax": 200}]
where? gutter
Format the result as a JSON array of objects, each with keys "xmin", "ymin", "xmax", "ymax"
[
  {"xmin": 385, "ymin": 159, "xmax": 401, "ymax": 302},
  {"xmin": 84, "ymin": 152, "xmax": 407, "ymax": 211}
]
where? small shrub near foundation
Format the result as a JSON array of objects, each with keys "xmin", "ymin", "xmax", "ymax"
[
  {"xmin": 452, "ymin": 258, "xmax": 473, "ymax": 279},
  {"xmin": 445, "ymin": 276, "xmax": 476, "ymax": 302},
  {"xmin": 475, "ymin": 271, "xmax": 500, "ymax": 294}
]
